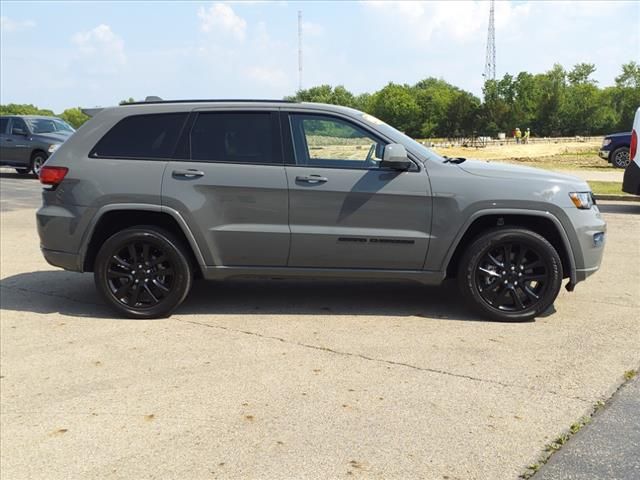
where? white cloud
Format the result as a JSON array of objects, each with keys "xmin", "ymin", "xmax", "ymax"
[
  {"xmin": 362, "ymin": 1, "xmax": 530, "ymax": 43},
  {"xmin": 245, "ymin": 65, "xmax": 289, "ymax": 88},
  {"xmin": 302, "ymin": 21, "xmax": 323, "ymax": 37},
  {"xmin": 0, "ymin": 16, "xmax": 36, "ymax": 32},
  {"xmin": 71, "ymin": 24, "xmax": 126, "ymax": 74},
  {"xmin": 198, "ymin": 3, "xmax": 247, "ymax": 40}
]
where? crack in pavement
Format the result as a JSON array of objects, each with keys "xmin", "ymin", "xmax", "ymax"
[{"xmin": 175, "ymin": 318, "xmax": 591, "ymax": 404}]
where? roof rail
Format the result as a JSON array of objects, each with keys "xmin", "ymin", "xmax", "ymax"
[{"xmin": 123, "ymin": 98, "xmax": 296, "ymax": 106}]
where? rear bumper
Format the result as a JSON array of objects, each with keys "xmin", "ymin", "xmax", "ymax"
[
  {"xmin": 41, "ymin": 247, "xmax": 81, "ymax": 272},
  {"xmin": 622, "ymin": 161, "xmax": 640, "ymax": 195}
]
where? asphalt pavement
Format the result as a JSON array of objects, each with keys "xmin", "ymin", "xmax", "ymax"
[{"xmin": 536, "ymin": 376, "xmax": 640, "ymax": 480}]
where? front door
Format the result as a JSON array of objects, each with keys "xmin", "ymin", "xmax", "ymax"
[
  {"xmin": 284, "ymin": 112, "xmax": 432, "ymax": 270},
  {"xmin": 162, "ymin": 110, "xmax": 290, "ymax": 267}
]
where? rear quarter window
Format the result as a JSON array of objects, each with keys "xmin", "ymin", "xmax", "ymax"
[{"xmin": 90, "ymin": 113, "xmax": 188, "ymax": 159}]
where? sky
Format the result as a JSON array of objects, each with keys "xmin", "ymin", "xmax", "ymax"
[{"xmin": 1, "ymin": 0, "xmax": 639, "ymax": 112}]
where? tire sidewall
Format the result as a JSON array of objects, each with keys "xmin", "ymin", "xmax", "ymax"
[
  {"xmin": 612, "ymin": 147, "xmax": 630, "ymax": 168},
  {"xmin": 31, "ymin": 153, "xmax": 47, "ymax": 176},
  {"xmin": 95, "ymin": 227, "xmax": 192, "ymax": 319},
  {"xmin": 458, "ymin": 229, "xmax": 563, "ymax": 322}
]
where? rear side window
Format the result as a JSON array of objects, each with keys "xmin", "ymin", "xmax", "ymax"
[
  {"xmin": 91, "ymin": 113, "xmax": 187, "ymax": 159},
  {"xmin": 0, "ymin": 118, "xmax": 8, "ymax": 134},
  {"xmin": 190, "ymin": 112, "xmax": 280, "ymax": 164}
]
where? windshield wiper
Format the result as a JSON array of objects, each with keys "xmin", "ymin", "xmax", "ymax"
[{"xmin": 443, "ymin": 156, "xmax": 466, "ymax": 164}]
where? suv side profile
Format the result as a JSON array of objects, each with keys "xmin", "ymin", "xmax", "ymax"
[
  {"xmin": 0, "ymin": 115, "xmax": 75, "ymax": 175},
  {"xmin": 37, "ymin": 100, "xmax": 606, "ymax": 321}
]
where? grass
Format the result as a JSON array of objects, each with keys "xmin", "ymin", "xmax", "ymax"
[{"xmin": 588, "ymin": 181, "xmax": 629, "ymax": 196}]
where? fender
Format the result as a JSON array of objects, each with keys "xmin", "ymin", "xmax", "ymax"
[
  {"xmin": 78, "ymin": 203, "xmax": 207, "ymax": 270},
  {"xmin": 441, "ymin": 208, "xmax": 577, "ymax": 289}
]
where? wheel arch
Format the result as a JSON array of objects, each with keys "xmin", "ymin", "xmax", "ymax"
[
  {"xmin": 443, "ymin": 209, "xmax": 576, "ymax": 288},
  {"xmin": 80, "ymin": 205, "xmax": 206, "ymax": 276}
]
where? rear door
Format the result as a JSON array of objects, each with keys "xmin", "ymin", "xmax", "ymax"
[
  {"xmin": 162, "ymin": 110, "xmax": 289, "ymax": 267},
  {"xmin": 283, "ymin": 112, "xmax": 431, "ymax": 270},
  {"xmin": 4, "ymin": 117, "xmax": 32, "ymax": 165}
]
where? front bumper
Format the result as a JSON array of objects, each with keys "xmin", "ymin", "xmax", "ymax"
[
  {"xmin": 598, "ymin": 149, "xmax": 610, "ymax": 160},
  {"xmin": 564, "ymin": 206, "xmax": 607, "ymax": 287}
]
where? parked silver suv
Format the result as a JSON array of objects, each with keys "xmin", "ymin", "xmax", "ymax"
[{"xmin": 36, "ymin": 100, "xmax": 606, "ymax": 321}]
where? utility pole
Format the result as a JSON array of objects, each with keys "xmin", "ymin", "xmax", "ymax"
[
  {"xmin": 298, "ymin": 10, "xmax": 303, "ymax": 92},
  {"xmin": 483, "ymin": 0, "xmax": 496, "ymax": 81}
]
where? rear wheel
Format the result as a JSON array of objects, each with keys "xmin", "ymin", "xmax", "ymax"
[
  {"xmin": 94, "ymin": 226, "xmax": 193, "ymax": 318},
  {"xmin": 611, "ymin": 147, "xmax": 630, "ymax": 168},
  {"xmin": 457, "ymin": 228, "xmax": 563, "ymax": 322}
]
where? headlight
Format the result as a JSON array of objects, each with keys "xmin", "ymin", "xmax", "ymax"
[
  {"xmin": 47, "ymin": 144, "xmax": 60, "ymax": 154},
  {"xmin": 602, "ymin": 138, "xmax": 611, "ymax": 147},
  {"xmin": 569, "ymin": 192, "xmax": 594, "ymax": 209}
]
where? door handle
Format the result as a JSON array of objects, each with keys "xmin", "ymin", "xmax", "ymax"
[
  {"xmin": 296, "ymin": 175, "xmax": 328, "ymax": 184},
  {"xmin": 5, "ymin": 139, "xmax": 12, "ymax": 142},
  {"xmin": 172, "ymin": 169, "xmax": 204, "ymax": 179}
]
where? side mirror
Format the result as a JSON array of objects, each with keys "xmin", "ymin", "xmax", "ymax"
[
  {"xmin": 12, "ymin": 128, "xmax": 27, "ymax": 136},
  {"xmin": 380, "ymin": 143, "xmax": 412, "ymax": 170}
]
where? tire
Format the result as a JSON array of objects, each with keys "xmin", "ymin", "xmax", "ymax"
[
  {"xmin": 15, "ymin": 168, "xmax": 31, "ymax": 175},
  {"xmin": 457, "ymin": 228, "xmax": 563, "ymax": 322},
  {"xmin": 31, "ymin": 151, "xmax": 47, "ymax": 176},
  {"xmin": 611, "ymin": 147, "xmax": 630, "ymax": 169},
  {"xmin": 94, "ymin": 226, "xmax": 193, "ymax": 319}
]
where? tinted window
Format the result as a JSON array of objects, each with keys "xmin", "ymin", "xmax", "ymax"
[
  {"xmin": 91, "ymin": 113, "xmax": 187, "ymax": 159},
  {"xmin": 190, "ymin": 112, "xmax": 278, "ymax": 164},
  {"xmin": 0, "ymin": 118, "xmax": 8, "ymax": 134},
  {"xmin": 289, "ymin": 114, "xmax": 385, "ymax": 169},
  {"xmin": 11, "ymin": 117, "xmax": 28, "ymax": 134}
]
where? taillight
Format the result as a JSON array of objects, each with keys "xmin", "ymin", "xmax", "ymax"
[
  {"xmin": 631, "ymin": 129, "xmax": 637, "ymax": 163},
  {"xmin": 39, "ymin": 166, "xmax": 69, "ymax": 185}
]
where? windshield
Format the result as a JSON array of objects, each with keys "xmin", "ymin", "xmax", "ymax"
[
  {"xmin": 357, "ymin": 112, "xmax": 443, "ymax": 162},
  {"xmin": 26, "ymin": 118, "xmax": 75, "ymax": 134}
]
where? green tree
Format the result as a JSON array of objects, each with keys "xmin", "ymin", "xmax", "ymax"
[
  {"xmin": 369, "ymin": 83, "xmax": 421, "ymax": 136},
  {"xmin": 59, "ymin": 107, "xmax": 90, "ymax": 128}
]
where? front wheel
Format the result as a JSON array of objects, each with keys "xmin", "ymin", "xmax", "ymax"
[
  {"xmin": 611, "ymin": 147, "xmax": 630, "ymax": 169},
  {"xmin": 94, "ymin": 226, "xmax": 193, "ymax": 319},
  {"xmin": 457, "ymin": 228, "xmax": 563, "ymax": 322}
]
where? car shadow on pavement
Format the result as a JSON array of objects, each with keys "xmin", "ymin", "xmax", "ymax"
[
  {"xmin": 597, "ymin": 203, "xmax": 640, "ymax": 215},
  {"xmin": 0, "ymin": 171, "xmax": 38, "ymax": 180},
  {"xmin": 0, "ymin": 270, "xmax": 491, "ymax": 322}
]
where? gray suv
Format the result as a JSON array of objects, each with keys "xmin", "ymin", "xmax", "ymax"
[
  {"xmin": 0, "ymin": 115, "xmax": 75, "ymax": 175},
  {"xmin": 36, "ymin": 100, "xmax": 606, "ymax": 321}
]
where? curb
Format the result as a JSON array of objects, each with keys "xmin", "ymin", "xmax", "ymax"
[{"xmin": 594, "ymin": 194, "xmax": 640, "ymax": 202}]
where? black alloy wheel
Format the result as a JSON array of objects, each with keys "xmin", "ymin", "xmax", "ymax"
[
  {"xmin": 107, "ymin": 241, "xmax": 174, "ymax": 308},
  {"xmin": 95, "ymin": 226, "xmax": 192, "ymax": 318},
  {"xmin": 475, "ymin": 241, "xmax": 549, "ymax": 312},
  {"xmin": 458, "ymin": 228, "xmax": 563, "ymax": 322}
]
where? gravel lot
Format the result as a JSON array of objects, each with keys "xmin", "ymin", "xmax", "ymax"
[{"xmin": 1, "ymin": 171, "xmax": 639, "ymax": 480}]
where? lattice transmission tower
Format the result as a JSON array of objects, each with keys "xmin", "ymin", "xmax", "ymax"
[
  {"xmin": 298, "ymin": 10, "xmax": 303, "ymax": 92},
  {"xmin": 483, "ymin": 0, "xmax": 496, "ymax": 81}
]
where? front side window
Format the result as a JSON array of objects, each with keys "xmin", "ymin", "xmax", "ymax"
[
  {"xmin": 190, "ymin": 112, "xmax": 278, "ymax": 164},
  {"xmin": 289, "ymin": 114, "xmax": 385, "ymax": 169},
  {"xmin": 11, "ymin": 117, "xmax": 28, "ymax": 134},
  {"xmin": 91, "ymin": 113, "xmax": 188, "ymax": 159},
  {"xmin": 26, "ymin": 118, "xmax": 74, "ymax": 134},
  {"xmin": 0, "ymin": 118, "xmax": 8, "ymax": 134}
]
